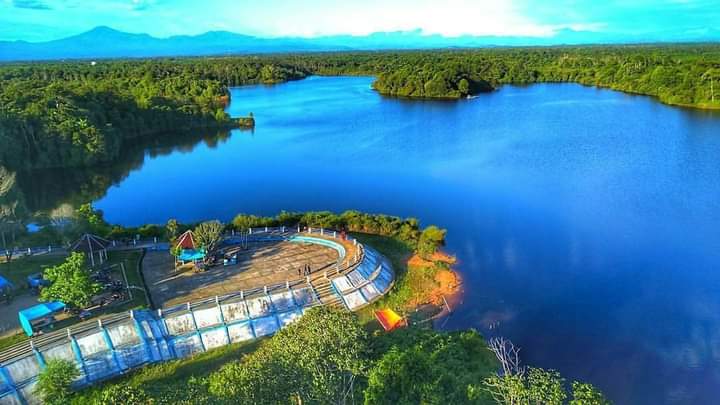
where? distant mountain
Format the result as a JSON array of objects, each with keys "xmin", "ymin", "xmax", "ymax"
[{"xmin": 1, "ymin": 26, "xmax": 718, "ymax": 62}]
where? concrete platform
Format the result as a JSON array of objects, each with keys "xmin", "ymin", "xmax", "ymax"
[{"xmin": 143, "ymin": 240, "xmax": 341, "ymax": 307}]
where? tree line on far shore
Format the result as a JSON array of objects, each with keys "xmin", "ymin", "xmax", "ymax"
[{"xmin": 2, "ymin": 44, "xmax": 719, "ymax": 170}]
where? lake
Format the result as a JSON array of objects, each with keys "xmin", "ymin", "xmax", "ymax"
[{"xmin": 41, "ymin": 76, "xmax": 720, "ymax": 403}]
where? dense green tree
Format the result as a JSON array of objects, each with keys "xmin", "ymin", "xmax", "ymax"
[
  {"xmin": 93, "ymin": 384, "xmax": 152, "ymax": 405},
  {"xmin": 193, "ymin": 220, "xmax": 224, "ymax": 259},
  {"xmin": 365, "ymin": 329, "xmax": 497, "ymax": 405},
  {"xmin": 569, "ymin": 382, "xmax": 611, "ymax": 405},
  {"xmin": 3, "ymin": 45, "xmax": 719, "ymax": 170},
  {"xmin": 40, "ymin": 252, "xmax": 101, "ymax": 308},
  {"xmin": 165, "ymin": 218, "xmax": 179, "ymax": 241}
]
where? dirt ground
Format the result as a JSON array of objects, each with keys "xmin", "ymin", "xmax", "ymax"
[{"xmin": 143, "ymin": 240, "xmax": 342, "ymax": 307}]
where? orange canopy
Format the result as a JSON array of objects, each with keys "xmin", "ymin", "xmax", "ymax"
[{"xmin": 374, "ymin": 308, "xmax": 406, "ymax": 331}]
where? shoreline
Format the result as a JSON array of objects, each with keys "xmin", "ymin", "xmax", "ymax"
[{"xmin": 404, "ymin": 250, "xmax": 464, "ymax": 323}]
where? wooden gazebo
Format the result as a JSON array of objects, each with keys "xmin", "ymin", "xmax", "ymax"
[{"xmin": 71, "ymin": 233, "xmax": 110, "ymax": 266}]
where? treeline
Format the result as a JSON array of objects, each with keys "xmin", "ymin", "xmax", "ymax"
[
  {"xmin": 289, "ymin": 45, "xmax": 720, "ymax": 104},
  {"xmin": 2, "ymin": 45, "xmax": 719, "ymax": 169},
  {"xmin": 11, "ymin": 206, "xmax": 444, "ymax": 259},
  {"xmin": 0, "ymin": 60, "xmax": 307, "ymax": 169}
]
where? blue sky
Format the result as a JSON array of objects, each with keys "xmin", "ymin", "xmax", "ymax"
[{"xmin": 1, "ymin": 0, "xmax": 718, "ymax": 42}]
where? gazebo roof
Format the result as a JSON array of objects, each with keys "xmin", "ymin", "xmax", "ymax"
[
  {"xmin": 71, "ymin": 233, "xmax": 110, "ymax": 253},
  {"xmin": 176, "ymin": 230, "xmax": 196, "ymax": 250}
]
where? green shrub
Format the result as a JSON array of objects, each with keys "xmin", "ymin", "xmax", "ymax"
[{"xmin": 35, "ymin": 359, "xmax": 79, "ymax": 405}]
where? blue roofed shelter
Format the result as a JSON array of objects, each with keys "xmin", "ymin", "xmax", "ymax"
[{"xmin": 18, "ymin": 301, "xmax": 66, "ymax": 336}]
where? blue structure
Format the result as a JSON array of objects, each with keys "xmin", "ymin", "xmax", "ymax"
[
  {"xmin": 26, "ymin": 273, "xmax": 49, "ymax": 289},
  {"xmin": 18, "ymin": 301, "xmax": 66, "ymax": 336},
  {"xmin": 0, "ymin": 276, "xmax": 11, "ymax": 290},
  {"xmin": 177, "ymin": 249, "xmax": 205, "ymax": 262}
]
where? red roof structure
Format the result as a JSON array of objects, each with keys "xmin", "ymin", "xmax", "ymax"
[{"xmin": 176, "ymin": 230, "xmax": 196, "ymax": 250}]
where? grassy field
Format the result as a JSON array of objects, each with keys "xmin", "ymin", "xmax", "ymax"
[{"xmin": 0, "ymin": 253, "xmax": 67, "ymax": 292}]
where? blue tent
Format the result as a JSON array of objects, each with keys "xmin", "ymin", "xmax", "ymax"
[{"xmin": 18, "ymin": 301, "xmax": 65, "ymax": 336}]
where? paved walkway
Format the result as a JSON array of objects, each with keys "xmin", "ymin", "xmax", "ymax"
[
  {"xmin": 0, "ymin": 294, "xmax": 40, "ymax": 337},
  {"xmin": 143, "ymin": 240, "xmax": 341, "ymax": 307}
]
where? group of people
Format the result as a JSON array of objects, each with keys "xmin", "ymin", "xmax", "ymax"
[{"xmin": 297, "ymin": 263, "xmax": 313, "ymax": 277}]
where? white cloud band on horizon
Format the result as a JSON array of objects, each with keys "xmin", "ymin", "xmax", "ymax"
[{"xmin": 0, "ymin": 0, "xmax": 716, "ymax": 42}]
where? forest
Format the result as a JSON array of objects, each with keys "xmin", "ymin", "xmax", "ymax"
[{"xmin": 1, "ymin": 44, "xmax": 719, "ymax": 170}]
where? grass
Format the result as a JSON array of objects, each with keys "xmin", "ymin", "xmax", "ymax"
[
  {"xmin": 0, "ymin": 253, "xmax": 67, "ymax": 292},
  {"xmin": 0, "ymin": 332, "xmax": 29, "ymax": 351}
]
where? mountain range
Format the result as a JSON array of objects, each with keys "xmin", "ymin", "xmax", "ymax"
[{"xmin": 2, "ymin": 26, "xmax": 719, "ymax": 62}]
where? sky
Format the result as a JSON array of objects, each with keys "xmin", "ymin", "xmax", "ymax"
[{"xmin": 1, "ymin": 0, "xmax": 718, "ymax": 42}]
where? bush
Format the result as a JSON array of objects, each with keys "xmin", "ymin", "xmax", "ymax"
[
  {"xmin": 94, "ymin": 384, "xmax": 152, "ymax": 405},
  {"xmin": 35, "ymin": 359, "xmax": 79, "ymax": 405},
  {"xmin": 365, "ymin": 329, "xmax": 497, "ymax": 405},
  {"xmin": 208, "ymin": 307, "xmax": 368, "ymax": 404}
]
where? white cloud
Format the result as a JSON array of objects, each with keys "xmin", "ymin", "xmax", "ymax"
[{"xmin": 234, "ymin": 0, "xmax": 562, "ymax": 38}]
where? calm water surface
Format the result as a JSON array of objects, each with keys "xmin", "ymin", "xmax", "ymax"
[{"xmin": 90, "ymin": 76, "xmax": 720, "ymax": 404}]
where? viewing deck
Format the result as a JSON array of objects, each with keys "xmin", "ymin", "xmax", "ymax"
[{"xmin": 0, "ymin": 227, "xmax": 394, "ymax": 405}]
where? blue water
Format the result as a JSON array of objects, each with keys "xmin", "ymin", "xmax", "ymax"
[{"xmin": 95, "ymin": 76, "xmax": 720, "ymax": 404}]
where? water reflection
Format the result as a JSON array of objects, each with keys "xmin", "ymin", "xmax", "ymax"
[{"xmin": 12, "ymin": 129, "xmax": 237, "ymax": 215}]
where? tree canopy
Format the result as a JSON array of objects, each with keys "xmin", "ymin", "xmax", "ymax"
[
  {"xmin": 40, "ymin": 251, "xmax": 101, "ymax": 308},
  {"xmin": 365, "ymin": 328, "xmax": 498, "ymax": 404},
  {"xmin": 208, "ymin": 306, "xmax": 369, "ymax": 404}
]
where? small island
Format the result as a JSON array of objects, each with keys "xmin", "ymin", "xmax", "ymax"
[{"xmin": 234, "ymin": 113, "xmax": 255, "ymax": 128}]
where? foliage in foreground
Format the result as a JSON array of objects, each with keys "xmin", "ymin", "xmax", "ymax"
[
  {"xmin": 480, "ymin": 338, "xmax": 611, "ymax": 405},
  {"xmin": 40, "ymin": 251, "xmax": 101, "ymax": 308},
  {"xmin": 480, "ymin": 371, "xmax": 610, "ymax": 405},
  {"xmin": 365, "ymin": 328, "xmax": 498, "ymax": 404},
  {"xmin": 208, "ymin": 307, "xmax": 369, "ymax": 404},
  {"xmin": 35, "ymin": 359, "xmax": 79, "ymax": 405}
]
